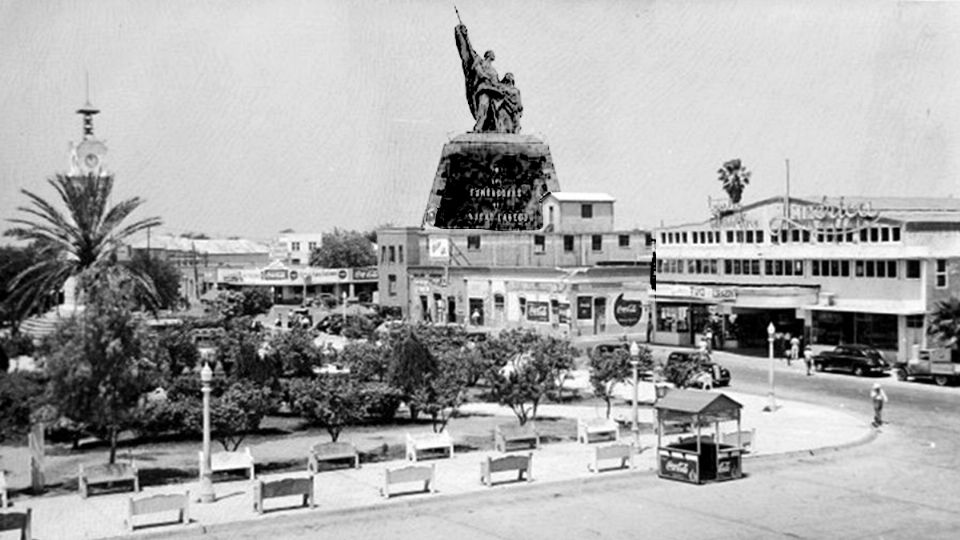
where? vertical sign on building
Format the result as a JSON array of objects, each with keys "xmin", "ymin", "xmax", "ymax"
[{"xmin": 650, "ymin": 251, "xmax": 657, "ymax": 291}]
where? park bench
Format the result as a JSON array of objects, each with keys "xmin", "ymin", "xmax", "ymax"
[
  {"xmin": 587, "ymin": 443, "xmax": 634, "ymax": 473},
  {"xmin": 199, "ymin": 447, "xmax": 255, "ymax": 481},
  {"xmin": 721, "ymin": 429, "xmax": 756, "ymax": 453},
  {"xmin": 577, "ymin": 418, "xmax": 620, "ymax": 444},
  {"xmin": 307, "ymin": 441, "xmax": 359, "ymax": 473},
  {"xmin": 481, "ymin": 453, "xmax": 533, "ymax": 487},
  {"xmin": 381, "ymin": 464, "xmax": 436, "ymax": 498},
  {"xmin": 125, "ymin": 491, "xmax": 190, "ymax": 532},
  {"xmin": 405, "ymin": 432, "xmax": 454, "ymax": 462},
  {"xmin": 253, "ymin": 477, "xmax": 315, "ymax": 514},
  {"xmin": 78, "ymin": 460, "xmax": 140, "ymax": 498},
  {"xmin": 0, "ymin": 508, "xmax": 31, "ymax": 540},
  {"xmin": 494, "ymin": 423, "xmax": 540, "ymax": 453}
]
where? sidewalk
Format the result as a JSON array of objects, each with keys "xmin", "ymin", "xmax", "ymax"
[{"xmin": 1, "ymin": 388, "xmax": 874, "ymax": 540}]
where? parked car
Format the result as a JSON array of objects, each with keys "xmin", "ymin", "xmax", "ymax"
[
  {"xmin": 896, "ymin": 348, "xmax": 960, "ymax": 386},
  {"xmin": 813, "ymin": 345, "xmax": 890, "ymax": 377},
  {"xmin": 665, "ymin": 351, "xmax": 731, "ymax": 388}
]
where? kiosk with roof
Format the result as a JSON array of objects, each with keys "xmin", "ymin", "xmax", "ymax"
[{"xmin": 654, "ymin": 390, "xmax": 746, "ymax": 484}]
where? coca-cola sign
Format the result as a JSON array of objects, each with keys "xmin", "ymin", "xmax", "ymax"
[
  {"xmin": 659, "ymin": 454, "xmax": 698, "ymax": 483},
  {"xmin": 613, "ymin": 294, "xmax": 643, "ymax": 327}
]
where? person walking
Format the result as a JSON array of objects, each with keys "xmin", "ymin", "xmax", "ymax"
[
  {"xmin": 871, "ymin": 383, "xmax": 888, "ymax": 427},
  {"xmin": 803, "ymin": 344, "xmax": 814, "ymax": 376}
]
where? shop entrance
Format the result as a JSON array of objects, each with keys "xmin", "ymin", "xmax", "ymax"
[{"xmin": 593, "ymin": 297, "xmax": 607, "ymax": 334}]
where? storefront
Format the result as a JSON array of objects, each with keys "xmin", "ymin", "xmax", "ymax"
[{"xmin": 216, "ymin": 263, "xmax": 379, "ymax": 305}]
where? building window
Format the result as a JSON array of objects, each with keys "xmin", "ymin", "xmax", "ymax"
[
  {"xmin": 564, "ymin": 235, "xmax": 574, "ymax": 252},
  {"xmin": 381, "ymin": 246, "xmax": 386, "ymax": 263},
  {"xmin": 881, "ymin": 228, "xmax": 890, "ymax": 242},
  {"xmin": 581, "ymin": 204, "xmax": 593, "ymax": 218},
  {"xmin": 308, "ymin": 241, "xmax": 317, "ymax": 251},
  {"xmin": 906, "ymin": 260, "xmax": 920, "ymax": 279},
  {"xmin": 892, "ymin": 228, "xmax": 901, "ymax": 241},
  {"xmin": 936, "ymin": 259, "xmax": 948, "ymax": 288},
  {"xmin": 619, "ymin": 235, "xmax": 630, "ymax": 248},
  {"xmin": 519, "ymin": 297, "xmax": 527, "ymax": 317},
  {"xmin": 855, "ymin": 260, "xmax": 864, "ymax": 277},
  {"xmin": 592, "ymin": 235, "xmax": 602, "ymax": 251},
  {"xmin": 726, "ymin": 231, "xmax": 734, "ymax": 243},
  {"xmin": 389, "ymin": 246, "xmax": 396, "ymax": 263},
  {"xmin": 494, "ymin": 294, "xmax": 505, "ymax": 311},
  {"xmin": 468, "ymin": 235, "xmax": 481, "ymax": 250},
  {"xmin": 534, "ymin": 235, "xmax": 546, "ymax": 253},
  {"xmin": 388, "ymin": 274, "xmax": 397, "ymax": 296},
  {"xmin": 870, "ymin": 228, "xmax": 879, "ymax": 242},
  {"xmin": 398, "ymin": 246, "xmax": 404, "ymax": 263},
  {"xmin": 906, "ymin": 315, "xmax": 924, "ymax": 329},
  {"xmin": 291, "ymin": 242, "xmax": 301, "ymax": 251},
  {"xmin": 682, "ymin": 232, "xmax": 688, "ymax": 243}
]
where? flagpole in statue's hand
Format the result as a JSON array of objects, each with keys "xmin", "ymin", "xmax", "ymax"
[{"xmin": 454, "ymin": 5, "xmax": 463, "ymax": 26}]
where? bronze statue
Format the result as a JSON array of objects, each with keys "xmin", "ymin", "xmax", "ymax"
[{"xmin": 454, "ymin": 23, "xmax": 522, "ymax": 133}]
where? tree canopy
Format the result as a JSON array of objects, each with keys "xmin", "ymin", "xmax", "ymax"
[
  {"xmin": 309, "ymin": 228, "xmax": 376, "ymax": 268},
  {"xmin": 3, "ymin": 174, "xmax": 162, "ymax": 315}
]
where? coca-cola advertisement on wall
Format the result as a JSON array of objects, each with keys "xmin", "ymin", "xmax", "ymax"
[{"xmin": 613, "ymin": 293, "xmax": 643, "ymax": 327}]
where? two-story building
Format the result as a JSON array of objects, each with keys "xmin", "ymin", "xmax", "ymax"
[
  {"xmin": 378, "ymin": 193, "xmax": 654, "ymax": 338},
  {"xmin": 654, "ymin": 196, "xmax": 960, "ymax": 361}
]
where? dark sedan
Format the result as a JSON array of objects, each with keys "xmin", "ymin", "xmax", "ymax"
[
  {"xmin": 666, "ymin": 351, "xmax": 732, "ymax": 387},
  {"xmin": 813, "ymin": 345, "xmax": 890, "ymax": 377}
]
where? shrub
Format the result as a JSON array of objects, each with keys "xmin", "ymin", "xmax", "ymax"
[
  {"xmin": 0, "ymin": 372, "xmax": 46, "ymax": 442},
  {"xmin": 357, "ymin": 381, "xmax": 403, "ymax": 422}
]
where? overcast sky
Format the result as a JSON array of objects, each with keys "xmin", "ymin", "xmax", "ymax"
[{"xmin": 1, "ymin": 0, "xmax": 958, "ymax": 241}]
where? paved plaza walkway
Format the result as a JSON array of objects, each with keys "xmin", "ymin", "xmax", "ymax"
[{"xmin": 1, "ymin": 387, "xmax": 874, "ymax": 540}]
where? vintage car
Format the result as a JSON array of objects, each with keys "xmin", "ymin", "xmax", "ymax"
[
  {"xmin": 896, "ymin": 348, "xmax": 960, "ymax": 386},
  {"xmin": 813, "ymin": 345, "xmax": 890, "ymax": 377},
  {"xmin": 665, "ymin": 351, "xmax": 731, "ymax": 388}
]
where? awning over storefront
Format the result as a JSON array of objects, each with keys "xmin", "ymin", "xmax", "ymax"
[
  {"xmin": 804, "ymin": 299, "xmax": 926, "ymax": 315},
  {"xmin": 732, "ymin": 286, "xmax": 818, "ymax": 309}
]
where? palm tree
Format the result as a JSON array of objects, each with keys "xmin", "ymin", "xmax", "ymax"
[
  {"xmin": 717, "ymin": 159, "xmax": 751, "ymax": 205},
  {"xmin": 929, "ymin": 298, "xmax": 960, "ymax": 349},
  {"xmin": 4, "ymin": 173, "xmax": 162, "ymax": 316}
]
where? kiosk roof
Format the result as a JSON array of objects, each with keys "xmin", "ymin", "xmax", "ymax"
[{"xmin": 655, "ymin": 390, "xmax": 742, "ymax": 416}]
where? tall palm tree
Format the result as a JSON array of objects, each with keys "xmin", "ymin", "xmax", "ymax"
[
  {"xmin": 717, "ymin": 159, "xmax": 751, "ymax": 205},
  {"xmin": 4, "ymin": 173, "xmax": 162, "ymax": 317},
  {"xmin": 929, "ymin": 298, "xmax": 960, "ymax": 349}
]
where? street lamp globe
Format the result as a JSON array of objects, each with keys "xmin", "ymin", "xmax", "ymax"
[
  {"xmin": 200, "ymin": 362, "xmax": 213, "ymax": 383},
  {"xmin": 629, "ymin": 340, "xmax": 640, "ymax": 360},
  {"xmin": 767, "ymin": 322, "xmax": 776, "ymax": 337}
]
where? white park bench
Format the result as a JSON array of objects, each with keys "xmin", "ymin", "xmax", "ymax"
[
  {"xmin": 381, "ymin": 464, "xmax": 436, "ymax": 498},
  {"xmin": 125, "ymin": 491, "xmax": 190, "ymax": 531},
  {"xmin": 587, "ymin": 443, "xmax": 635, "ymax": 473},
  {"xmin": 577, "ymin": 418, "xmax": 620, "ymax": 444},
  {"xmin": 405, "ymin": 432, "xmax": 454, "ymax": 462},
  {"xmin": 199, "ymin": 447, "xmax": 255, "ymax": 481}
]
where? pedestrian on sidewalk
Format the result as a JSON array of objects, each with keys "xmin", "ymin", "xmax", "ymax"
[
  {"xmin": 803, "ymin": 344, "xmax": 814, "ymax": 376},
  {"xmin": 871, "ymin": 383, "xmax": 888, "ymax": 427},
  {"xmin": 789, "ymin": 335, "xmax": 800, "ymax": 366}
]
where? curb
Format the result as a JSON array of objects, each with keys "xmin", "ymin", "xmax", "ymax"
[{"xmin": 745, "ymin": 422, "xmax": 879, "ymax": 464}]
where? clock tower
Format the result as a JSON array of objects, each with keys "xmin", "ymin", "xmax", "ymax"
[{"xmin": 68, "ymin": 95, "xmax": 108, "ymax": 177}]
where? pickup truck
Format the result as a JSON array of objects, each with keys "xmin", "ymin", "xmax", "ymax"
[
  {"xmin": 812, "ymin": 345, "xmax": 890, "ymax": 377},
  {"xmin": 896, "ymin": 348, "xmax": 960, "ymax": 386}
]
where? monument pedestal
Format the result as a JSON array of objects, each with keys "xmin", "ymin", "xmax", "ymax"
[{"xmin": 423, "ymin": 133, "xmax": 562, "ymax": 231}]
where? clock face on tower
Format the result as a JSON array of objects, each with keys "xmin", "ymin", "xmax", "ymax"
[{"xmin": 76, "ymin": 139, "xmax": 107, "ymax": 174}]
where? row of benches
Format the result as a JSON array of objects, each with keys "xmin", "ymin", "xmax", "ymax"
[{"xmin": 125, "ymin": 443, "xmax": 635, "ymax": 531}]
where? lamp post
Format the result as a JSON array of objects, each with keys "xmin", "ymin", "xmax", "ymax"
[
  {"xmin": 341, "ymin": 291, "xmax": 347, "ymax": 326},
  {"xmin": 629, "ymin": 341, "xmax": 641, "ymax": 448},
  {"xmin": 199, "ymin": 362, "xmax": 215, "ymax": 503},
  {"xmin": 764, "ymin": 322, "xmax": 777, "ymax": 412}
]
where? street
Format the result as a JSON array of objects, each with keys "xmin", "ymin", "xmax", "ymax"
[{"xmin": 196, "ymin": 349, "xmax": 960, "ymax": 540}]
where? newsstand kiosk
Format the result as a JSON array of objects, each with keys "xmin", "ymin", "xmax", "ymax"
[{"xmin": 654, "ymin": 390, "xmax": 746, "ymax": 484}]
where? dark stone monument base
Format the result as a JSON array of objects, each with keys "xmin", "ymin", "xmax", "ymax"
[{"xmin": 423, "ymin": 133, "xmax": 562, "ymax": 231}]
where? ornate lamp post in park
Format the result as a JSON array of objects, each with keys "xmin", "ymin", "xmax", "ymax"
[
  {"xmin": 199, "ymin": 362, "xmax": 216, "ymax": 503},
  {"xmin": 763, "ymin": 322, "xmax": 777, "ymax": 412},
  {"xmin": 629, "ymin": 341, "xmax": 641, "ymax": 448}
]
